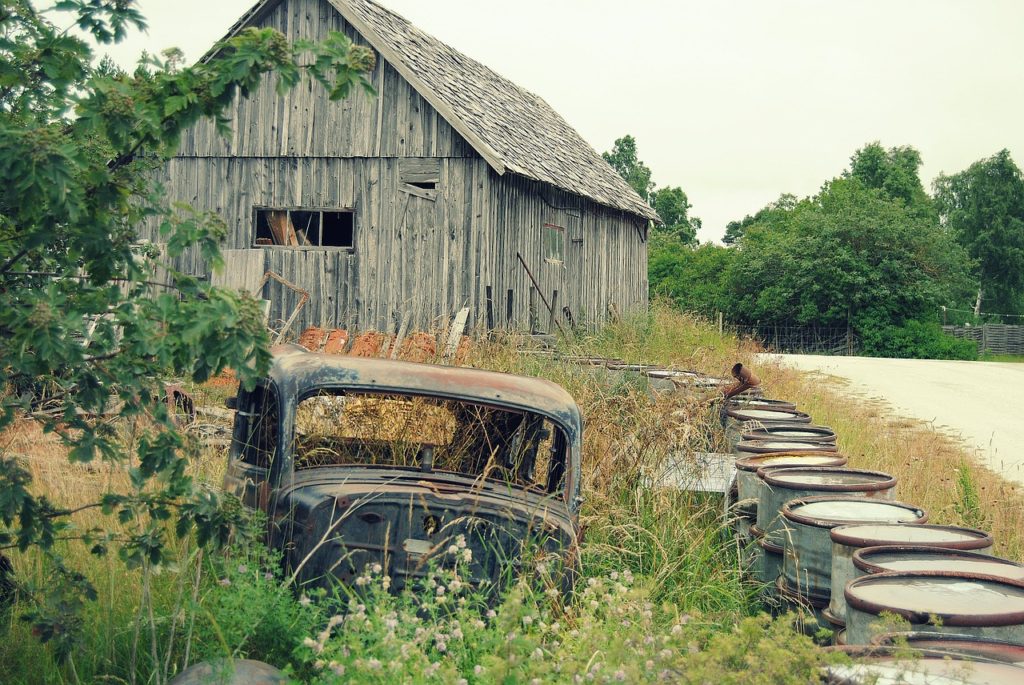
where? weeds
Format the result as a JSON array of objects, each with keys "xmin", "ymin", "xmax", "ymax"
[{"xmin": 2, "ymin": 305, "xmax": 1021, "ymax": 681}]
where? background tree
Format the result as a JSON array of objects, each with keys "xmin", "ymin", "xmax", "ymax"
[
  {"xmin": 0, "ymin": 0, "xmax": 374, "ymax": 657},
  {"xmin": 602, "ymin": 134, "xmax": 702, "ymax": 242},
  {"xmin": 722, "ymin": 193, "xmax": 797, "ymax": 245},
  {"xmin": 723, "ymin": 178, "xmax": 969, "ymax": 331},
  {"xmin": 602, "ymin": 134, "xmax": 654, "ymax": 201},
  {"xmin": 650, "ymin": 186, "xmax": 701, "ymax": 245},
  {"xmin": 934, "ymin": 149, "xmax": 1024, "ymax": 316},
  {"xmin": 648, "ymin": 239, "xmax": 734, "ymax": 316},
  {"xmin": 846, "ymin": 142, "xmax": 934, "ymax": 215}
]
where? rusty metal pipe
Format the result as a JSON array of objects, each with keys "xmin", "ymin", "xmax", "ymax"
[{"xmin": 723, "ymin": 362, "xmax": 761, "ymax": 399}]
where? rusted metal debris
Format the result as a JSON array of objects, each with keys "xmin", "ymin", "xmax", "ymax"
[
  {"xmin": 722, "ymin": 362, "xmax": 761, "ymax": 400},
  {"xmin": 223, "ymin": 346, "xmax": 583, "ymax": 596}
]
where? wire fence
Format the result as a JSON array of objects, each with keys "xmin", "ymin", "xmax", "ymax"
[{"xmin": 729, "ymin": 324, "xmax": 860, "ymax": 356}]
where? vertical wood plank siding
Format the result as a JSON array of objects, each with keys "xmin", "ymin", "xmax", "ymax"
[{"xmin": 144, "ymin": 0, "xmax": 647, "ymax": 334}]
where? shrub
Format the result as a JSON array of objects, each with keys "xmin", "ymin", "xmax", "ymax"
[{"xmin": 860, "ymin": 319, "xmax": 978, "ymax": 360}]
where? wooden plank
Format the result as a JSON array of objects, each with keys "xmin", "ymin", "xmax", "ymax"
[{"xmin": 443, "ymin": 307, "xmax": 469, "ymax": 361}]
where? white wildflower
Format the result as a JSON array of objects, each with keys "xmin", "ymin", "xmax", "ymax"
[{"xmin": 298, "ymin": 594, "xmax": 312, "ymax": 607}]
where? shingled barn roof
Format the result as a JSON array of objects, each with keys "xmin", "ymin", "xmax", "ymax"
[{"xmin": 208, "ymin": 0, "xmax": 659, "ymax": 221}]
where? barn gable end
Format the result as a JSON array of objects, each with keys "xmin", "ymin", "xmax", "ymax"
[{"xmin": 145, "ymin": 0, "xmax": 652, "ymax": 334}]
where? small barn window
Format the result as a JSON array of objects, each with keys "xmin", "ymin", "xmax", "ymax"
[
  {"xmin": 543, "ymin": 223, "xmax": 565, "ymax": 264},
  {"xmin": 253, "ymin": 208, "xmax": 355, "ymax": 250}
]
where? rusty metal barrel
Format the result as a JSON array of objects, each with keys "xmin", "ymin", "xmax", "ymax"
[
  {"xmin": 727, "ymin": 397, "xmax": 798, "ymax": 411},
  {"xmin": 870, "ymin": 631, "xmax": 1024, "ymax": 665},
  {"xmin": 737, "ymin": 439, "xmax": 839, "ymax": 455},
  {"xmin": 735, "ymin": 453, "xmax": 849, "ymax": 514},
  {"xmin": 723, "ymin": 405, "xmax": 813, "ymax": 450},
  {"xmin": 725, "ymin": 406, "xmax": 813, "ymax": 425},
  {"xmin": 777, "ymin": 497, "xmax": 927, "ymax": 610},
  {"xmin": 845, "ymin": 571, "xmax": 1024, "ymax": 646},
  {"xmin": 756, "ymin": 468, "xmax": 897, "ymax": 546},
  {"xmin": 827, "ymin": 524, "xmax": 995, "ymax": 626},
  {"xmin": 742, "ymin": 424, "xmax": 837, "ymax": 444},
  {"xmin": 749, "ymin": 524, "xmax": 785, "ymax": 585},
  {"xmin": 822, "ymin": 644, "xmax": 1024, "ymax": 683}
]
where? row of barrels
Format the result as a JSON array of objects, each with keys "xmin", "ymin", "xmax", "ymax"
[
  {"xmin": 518, "ymin": 351, "xmax": 765, "ymax": 394},
  {"xmin": 723, "ymin": 398, "xmax": 1024, "ymax": 683}
]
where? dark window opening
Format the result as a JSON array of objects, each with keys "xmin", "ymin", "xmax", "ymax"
[
  {"xmin": 253, "ymin": 208, "xmax": 354, "ymax": 250},
  {"xmin": 321, "ymin": 211, "xmax": 354, "ymax": 248},
  {"xmin": 407, "ymin": 181, "xmax": 436, "ymax": 190}
]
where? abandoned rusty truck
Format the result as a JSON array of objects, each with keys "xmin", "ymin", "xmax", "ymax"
[{"xmin": 225, "ymin": 346, "xmax": 583, "ymax": 595}]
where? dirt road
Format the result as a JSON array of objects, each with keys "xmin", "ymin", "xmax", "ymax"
[{"xmin": 762, "ymin": 354, "xmax": 1024, "ymax": 485}]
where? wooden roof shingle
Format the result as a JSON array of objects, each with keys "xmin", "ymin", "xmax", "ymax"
[{"xmin": 209, "ymin": 0, "xmax": 659, "ymax": 220}]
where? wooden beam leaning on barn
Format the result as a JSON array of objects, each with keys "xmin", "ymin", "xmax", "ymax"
[{"xmin": 515, "ymin": 252, "xmax": 568, "ymax": 338}]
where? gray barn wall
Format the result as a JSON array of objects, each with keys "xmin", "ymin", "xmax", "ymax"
[{"xmin": 142, "ymin": 0, "xmax": 648, "ymax": 334}]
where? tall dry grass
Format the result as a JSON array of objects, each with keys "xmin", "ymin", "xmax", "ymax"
[{"xmin": 3, "ymin": 303, "xmax": 1023, "ymax": 680}]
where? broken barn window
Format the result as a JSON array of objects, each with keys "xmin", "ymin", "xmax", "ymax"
[
  {"xmin": 292, "ymin": 391, "xmax": 568, "ymax": 496},
  {"xmin": 253, "ymin": 207, "xmax": 355, "ymax": 249},
  {"xmin": 543, "ymin": 223, "xmax": 565, "ymax": 264}
]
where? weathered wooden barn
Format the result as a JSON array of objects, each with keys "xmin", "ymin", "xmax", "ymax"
[{"xmin": 143, "ymin": 0, "xmax": 657, "ymax": 334}]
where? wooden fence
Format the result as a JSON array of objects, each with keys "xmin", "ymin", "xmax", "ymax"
[{"xmin": 942, "ymin": 324, "xmax": 1024, "ymax": 355}]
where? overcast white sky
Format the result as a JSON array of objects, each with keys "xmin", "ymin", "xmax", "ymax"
[{"xmin": 86, "ymin": 0, "xmax": 1024, "ymax": 243}]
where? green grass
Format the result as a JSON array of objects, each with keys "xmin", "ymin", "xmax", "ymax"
[{"xmin": 979, "ymin": 352, "xmax": 1024, "ymax": 363}]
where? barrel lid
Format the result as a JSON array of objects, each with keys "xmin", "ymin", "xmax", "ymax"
[
  {"xmin": 823, "ymin": 656, "xmax": 1024, "ymax": 685},
  {"xmin": 871, "ymin": 632, "xmax": 1024, "ymax": 665},
  {"xmin": 724, "ymin": 406, "xmax": 812, "ymax": 423},
  {"xmin": 737, "ymin": 439, "xmax": 839, "ymax": 454},
  {"xmin": 736, "ymin": 453, "xmax": 848, "ymax": 473},
  {"xmin": 782, "ymin": 496, "xmax": 927, "ymax": 529},
  {"xmin": 170, "ymin": 659, "xmax": 288, "ymax": 684},
  {"xmin": 832, "ymin": 524, "xmax": 993, "ymax": 550},
  {"xmin": 763, "ymin": 467, "xmax": 896, "ymax": 492},
  {"xmin": 728, "ymin": 397, "xmax": 798, "ymax": 410},
  {"xmin": 742, "ymin": 424, "xmax": 837, "ymax": 441},
  {"xmin": 845, "ymin": 571, "xmax": 1024, "ymax": 627},
  {"xmin": 853, "ymin": 546, "xmax": 1024, "ymax": 580}
]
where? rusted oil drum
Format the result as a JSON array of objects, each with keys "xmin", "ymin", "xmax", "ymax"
[
  {"xmin": 756, "ymin": 468, "xmax": 898, "ymax": 545},
  {"xmin": 822, "ymin": 644, "xmax": 1024, "ymax": 684},
  {"xmin": 724, "ymin": 406, "xmax": 813, "ymax": 424},
  {"xmin": 775, "ymin": 575, "xmax": 829, "ymax": 631},
  {"xmin": 742, "ymin": 424, "xmax": 837, "ymax": 444},
  {"xmin": 737, "ymin": 439, "xmax": 839, "ymax": 455},
  {"xmin": 750, "ymin": 524, "xmax": 785, "ymax": 585},
  {"xmin": 827, "ymin": 524, "xmax": 996, "ymax": 625},
  {"xmin": 735, "ymin": 453, "xmax": 849, "ymax": 515},
  {"xmin": 845, "ymin": 571, "xmax": 1024, "ymax": 646},
  {"xmin": 871, "ymin": 631, "xmax": 1024, "ymax": 665},
  {"xmin": 170, "ymin": 660, "xmax": 288, "ymax": 684},
  {"xmin": 728, "ymin": 397, "xmax": 799, "ymax": 411},
  {"xmin": 778, "ymin": 497, "xmax": 927, "ymax": 610}
]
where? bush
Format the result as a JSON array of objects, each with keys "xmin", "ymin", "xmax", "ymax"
[{"xmin": 860, "ymin": 319, "xmax": 978, "ymax": 360}]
